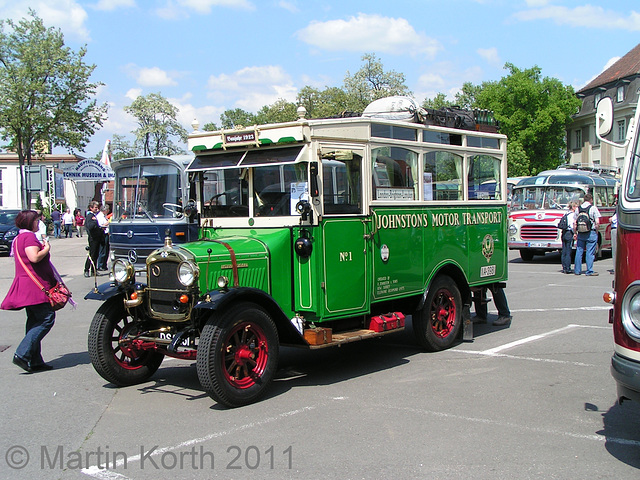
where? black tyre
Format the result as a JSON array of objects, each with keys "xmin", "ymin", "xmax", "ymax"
[
  {"xmin": 414, "ymin": 275, "xmax": 462, "ymax": 351},
  {"xmin": 519, "ymin": 250, "xmax": 534, "ymax": 262},
  {"xmin": 88, "ymin": 298, "xmax": 164, "ymax": 386},
  {"xmin": 197, "ymin": 302, "xmax": 279, "ymax": 408}
]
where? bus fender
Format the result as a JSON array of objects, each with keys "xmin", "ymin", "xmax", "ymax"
[
  {"xmin": 84, "ymin": 281, "xmax": 144, "ymax": 301},
  {"xmin": 194, "ymin": 287, "xmax": 307, "ymax": 346}
]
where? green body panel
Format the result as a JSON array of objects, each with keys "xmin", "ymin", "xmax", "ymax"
[
  {"xmin": 178, "ymin": 204, "xmax": 506, "ymax": 324},
  {"xmin": 370, "ymin": 205, "xmax": 508, "ymax": 302},
  {"xmin": 182, "ymin": 228, "xmax": 295, "ymax": 317}
]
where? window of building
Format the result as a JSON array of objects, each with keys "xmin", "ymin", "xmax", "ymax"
[
  {"xmin": 617, "ymin": 86, "xmax": 625, "ymax": 103},
  {"xmin": 594, "ymin": 92, "xmax": 601, "ymax": 108},
  {"xmin": 575, "ymin": 129, "xmax": 582, "ymax": 149},
  {"xmin": 0, "ymin": 169, "xmax": 3, "ymax": 206},
  {"xmin": 593, "ymin": 126, "xmax": 600, "ymax": 146},
  {"xmin": 618, "ymin": 119, "xmax": 627, "ymax": 142}
]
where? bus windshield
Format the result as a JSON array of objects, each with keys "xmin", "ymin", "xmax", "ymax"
[
  {"xmin": 510, "ymin": 185, "xmax": 584, "ymax": 210},
  {"xmin": 114, "ymin": 163, "xmax": 184, "ymax": 220},
  {"xmin": 626, "ymin": 137, "xmax": 640, "ymax": 201},
  {"xmin": 200, "ymin": 164, "xmax": 308, "ymax": 217}
]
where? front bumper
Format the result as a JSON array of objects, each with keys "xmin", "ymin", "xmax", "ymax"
[{"xmin": 611, "ymin": 352, "xmax": 640, "ymax": 403}]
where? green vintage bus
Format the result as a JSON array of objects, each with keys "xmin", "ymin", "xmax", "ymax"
[{"xmin": 87, "ymin": 101, "xmax": 509, "ymax": 407}]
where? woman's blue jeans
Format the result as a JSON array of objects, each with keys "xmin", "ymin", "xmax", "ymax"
[{"xmin": 15, "ymin": 302, "xmax": 56, "ymax": 366}]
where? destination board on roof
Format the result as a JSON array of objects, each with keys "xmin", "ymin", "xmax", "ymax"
[{"xmin": 224, "ymin": 131, "xmax": 256, "ymax": 144}]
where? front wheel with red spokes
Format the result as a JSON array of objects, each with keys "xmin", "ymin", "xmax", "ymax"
[
  {"xmin": 88, "ymin": 297, "xmax": 164, "ymax": 386},
  {"xmin": 414, "ymin": 275, "xmax": 462, "ymax": 351},
  {"xmin": 197, "ymin": 302, "xmax": 279, "ymax": 408}
]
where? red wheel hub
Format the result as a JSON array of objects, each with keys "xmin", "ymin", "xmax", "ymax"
[
  {"xmin": 222, "ymin": 322, "xmax": 269, "ymax": 389},
  {"xmin": 430, "ymin": 290, "xmax": 456, "ymax": 338}
]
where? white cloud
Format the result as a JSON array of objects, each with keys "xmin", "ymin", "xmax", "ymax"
[
  {"xmin": 477, "ymin": 47, "xmax": 501, "ymax": 67},
  {"xmin": 122, "ymin": 64, "xmax": 179, "ymax": 87},
  {"xmin": 207, "ymin": 65, "xmax": 297, "ymax": 111},
  {"xmin": 296, "ymin": 13, "xmax": 442, "ymax": 59},
  {"xmin": 277, "ymin": 1, "xmax": 299, "ymax": 14},
  {"xmin": 91, "ymin": 0, "xmax": 136, "ymax": 11},
  {"xmin": 513, "ymin": 5, "xmax": 640, "ymax": 31},
  {"xmin": 0, "ymin": 0, "xmax": 91, "ymax": 42},
  {"xmin": 125, "ymin": 88, "xmax": 142, "ymax": 100},
  {"xmin": 155, "ymin": 0, "xmax": 253, "ymax": 18}
]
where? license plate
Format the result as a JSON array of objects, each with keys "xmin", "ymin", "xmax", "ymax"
[{"xmin": 528, "ymin": 242, "xmax": 546, "ymax": 247}]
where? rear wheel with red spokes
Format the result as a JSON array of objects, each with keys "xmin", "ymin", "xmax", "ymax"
[{"xmin": 414, "ymin": 275, "xmax": 462, "ymax": 351}]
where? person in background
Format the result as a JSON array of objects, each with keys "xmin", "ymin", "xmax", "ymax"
[
  {"xmin": 574, "ymin": 193, "xmax": 601, "ymax": 276},
  {"xmin": 74, "ymin": 208, "xmax": 85, "ymax": 237},
  {"xmin": 84, "ymin": 201, "xmax": 103, "ymax": 277},
  {"xmin": 1, "ymin": 210, "xmax": 57, "ymax": 373},
  {"xmin": 473, "ymin": 283, "xmax": 513, "ymax": 327},
  {"xmin": 96, "ymin": 204, "xmax": 110, "ymax": 271},
  {"xmin": 36, "ymin": 211, "xmax": 47, "ymax": 244},
  {"xmin": 62, "ymin": 208, "xmax": 74, "ymax": 238},
  {"xmin": 50, "ymin": 207, "xmax": 62, "ymax": 239},
  {"xmin": 560, "ymin": 201, "xmax": 578, "ymax": 274}
]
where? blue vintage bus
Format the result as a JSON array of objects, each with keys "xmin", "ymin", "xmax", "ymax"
[{"xmin": 109, "ymin": 155, "xmax": 199, "ymax": 271}]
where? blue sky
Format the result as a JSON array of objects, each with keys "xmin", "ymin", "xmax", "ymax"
[{"xmin": 1, "ymin": 0, "xmax": 639, "ymax": 158}]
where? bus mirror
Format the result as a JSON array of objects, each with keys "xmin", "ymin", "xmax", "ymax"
[
  {"xmin": 596, "ymin": 97, "xmax": 613, "ymax": 138},
  {"xmin": 310, "ymin": 162, "xmax": 319, "ymax": 197},
  {"xmin": 183, "ymin": 200, "xmax": 197, "ymax": 218}
]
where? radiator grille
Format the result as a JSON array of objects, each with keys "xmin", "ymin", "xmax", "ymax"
[
  {"xmin": 147, "ymin": 260, "xmax": 189, "ymax": 317},
  {"xmin": 520, "ymin": 225, "xmax": 558, "ymax": 241}
]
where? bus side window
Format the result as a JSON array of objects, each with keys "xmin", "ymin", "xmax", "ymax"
[
  {"xmin": 372, "ymin": 147, "xmax": 418, "ymax": 201},
  {"xmin": 322, "ymin": 151, "xmax": 362, "ymax": 214},
  {"xmin": 468, "ymin": 154, "xmax": 502, "ymax": 200},
  {"xmin": 424, "ymin": 151, "xmax": 462, "ymax": 201}
]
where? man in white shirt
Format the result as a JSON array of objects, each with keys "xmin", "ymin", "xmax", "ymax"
[{"xmin": 96, "ymin": 205, "xmax": 110, "ymax": 271}]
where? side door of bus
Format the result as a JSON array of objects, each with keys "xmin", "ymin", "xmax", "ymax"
[{"xmin": 319, "ymin": 147, "xmax": 370, "ymax": 317}]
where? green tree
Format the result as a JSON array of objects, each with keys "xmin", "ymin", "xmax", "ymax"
[
  {"xmin": 202, "ymin": 122, "xmax": 219, "ymax": 131},
  {"xmin": 109, "ymin": 134, "xmax": 138, "ymax": 160},
  {"xmin": 219, "ymin": 108, "xmax": 256, "ymax": 129},
  {"xmin": 255, "ymin": 98, "xmax": 297, "ymax": 125},
  {"xmin": 0, "ymin": 10, "xmax": 108, "ymax": 209},
  {"xmin": 506, "ymin": 140, "xmax": 530, "ymax": 177},
  {"xmin": 476, "ymin": 63, "xmax": 580, "ymax": 174},
  {"xmin": 296, "ymin": 86, "xmax": 351, "ymax": 118},
  {"xmin": 421, "ymin": 93, "xmax": 453, "ymax": 109},
  {"xmin": 453, "ymin": 82, "xmax": 483, "ymax": 109},
  {"xmin": 343, "ymin": 53, "xmax": 412, "ymax": 112},
  {"xmin": 124, "ymin": 92, "xmax": 187, "ymax": 156}
]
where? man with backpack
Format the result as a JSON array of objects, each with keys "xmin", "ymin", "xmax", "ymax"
[
  {"xmin": 558, "ymin": 201, "xmax": 577, "ymax": 274},
  {"xmin": 574, "ymin": 193, "xmax": 601, "ymax": 276}
]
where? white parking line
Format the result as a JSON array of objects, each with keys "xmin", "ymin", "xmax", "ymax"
[
  {"xmin": 455, "ymin": 324, "xmax": 610, "ymax": 365},
  {"xmin": 375, "ymin": 404, "xmax": 640, "ymax": 448}
]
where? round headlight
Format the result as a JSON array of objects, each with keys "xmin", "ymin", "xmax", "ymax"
[
  {"xmin": 113, "ymin": 259, "xmax": 134, "ymax": 284},
  {"xmin": 178, "ymin": 261, "xmax": 198, "ymax": 286},
  {"xmin": 621, "ymin": 282, "xmax": 640, "ymax": 341},
  {"xmin": 508, "ymin": 224, "xmax": 517, "ymax": 235}
]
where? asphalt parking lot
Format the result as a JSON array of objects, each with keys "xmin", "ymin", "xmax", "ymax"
[{"xmin": 0, "ymin": 236, "xmax": 638, "ymax": 479}]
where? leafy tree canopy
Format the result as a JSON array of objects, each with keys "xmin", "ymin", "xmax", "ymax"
[
  {"xmin": 0, "ymin": 10, "xmax": 107, "ymax": 208},
  {"xmin": 124, "ymin": 92, "xmax": 188, "ymax": 156},
  {"xmin": 475, "ymin": 63, "xmax": 580, "ymax": 174},
  {"xmin": 343, "ymin": 53, "xmax": 412, "ymax": 112}
]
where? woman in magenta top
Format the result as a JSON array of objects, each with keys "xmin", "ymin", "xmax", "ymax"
[{"xmin": 1, "ymin": 210, "xmax": 57, "ymax": 373}]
